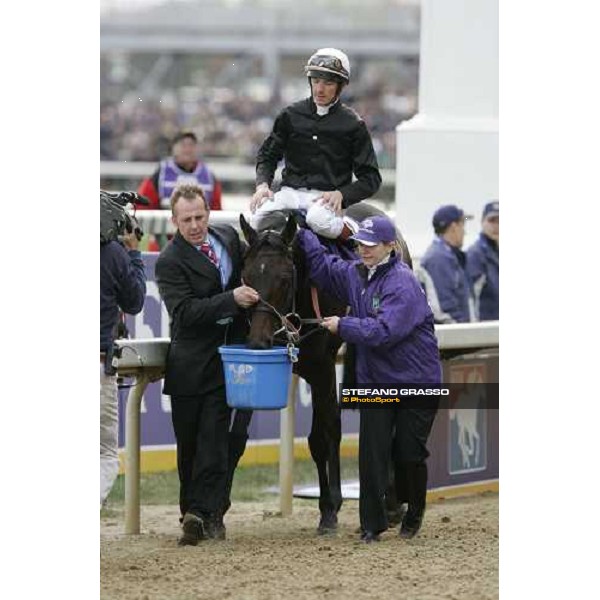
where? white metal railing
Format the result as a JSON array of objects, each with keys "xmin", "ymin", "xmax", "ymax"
[
  {"xmin": 100, "ymin": 160, "xmax": 397, "ymax": 187},
  {"xmin": 114, "ymin": 321, "xmax": 498, "ymax": 534},
  {"xmin": 116, "ymin": 323, "xmax": 498, "ymax": 370}
]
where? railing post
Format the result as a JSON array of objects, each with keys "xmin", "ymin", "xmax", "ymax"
[
  {"xmin": 279, "ymin": 374, "xmax": 298, "ymax": 516},
  {"xmin": 124, "ymin": 374, "xmax": 150, "ymax": 535}
]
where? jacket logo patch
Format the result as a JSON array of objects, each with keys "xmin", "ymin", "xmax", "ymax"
[{"xmin": 372, "ymin": 295, "xmax": 380, "ymax": 312}]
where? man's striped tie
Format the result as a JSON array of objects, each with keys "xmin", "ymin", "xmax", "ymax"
[{"xmin": 200, "ymin": 241, "xmax": 219, "ymax": 267}]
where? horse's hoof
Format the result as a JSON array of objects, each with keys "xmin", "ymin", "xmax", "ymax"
[
  {"xmin": 387, "ymin": 502, "xmax": 408, "ymax": 528},
  {"xmin": 317, "ymin": 512, "xmax": 338, "ymax": 535}
]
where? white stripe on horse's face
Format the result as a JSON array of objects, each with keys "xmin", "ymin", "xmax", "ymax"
[{"xmin": 260, "ymin": 263, "xmax": 265, "ymax": 274}]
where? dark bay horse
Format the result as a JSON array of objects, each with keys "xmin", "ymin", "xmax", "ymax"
[{"xmin": 239, "ymin": 203, "xmax": 413, "ymax": 533}]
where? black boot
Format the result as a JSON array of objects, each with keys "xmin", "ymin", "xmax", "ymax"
[
  {"xmin": 178, "ymin": 512, "xmax": 206, "ymax": 546},
  {"xmin": 399, "ymin": 461, "xmax": 428, "ymax": 540},
  {"xmin": 387, "ymin": 458, "xmax": 409, "ymax": 527},
  {"xmin": 204, "ymin": 511, "xmax": 226, "ymax": 541}
]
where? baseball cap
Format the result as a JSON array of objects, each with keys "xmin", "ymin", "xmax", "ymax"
[
  {"xmin": 350, "ymin": 216, "xmax": 396, "ymax": 247},
  {"xmin": 432, "ymin": 205, "xmax": 473, "ymax": 230},
  {"xmin": 482, "ymin": 200, "xmax": 499, "ymax": 219},
  {"xmin": 172, "ymin": 131, "xmax": 198, "ymax": 145}
]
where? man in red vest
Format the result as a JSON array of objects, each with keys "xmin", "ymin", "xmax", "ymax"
[
  {"xmin": 137, "ymin": 131, "xmax": 222, "ymax": 211},
  {"xmin": 137, "ymin": 131, "xmax": 222, "ymax": 250}
]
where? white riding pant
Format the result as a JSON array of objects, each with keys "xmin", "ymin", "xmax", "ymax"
[
  {"xmin": 250, "ymin": 186, "xmax": 345, "ymax": 239},
  {"xmin": 100, "ymin": 365, "xmax": 119, "ymax": 508}
]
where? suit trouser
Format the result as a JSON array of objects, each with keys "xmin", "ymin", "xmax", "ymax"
[
  {"xmin": 359, "ymin": 404, "xmax": 438, "ymax": 533},
  {"xmin": 171, "ymin": 390, "xmax": 231, "ymax": 518}
]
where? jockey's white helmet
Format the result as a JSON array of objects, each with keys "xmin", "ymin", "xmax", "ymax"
[{"xmin": 304, "ymin": 48, "xmax": 351, "ymax": 84}]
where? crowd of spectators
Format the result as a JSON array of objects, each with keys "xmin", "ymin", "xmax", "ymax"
[{"xmin": 100, "ymin": 85, "xmax": 417, "ymax": 169}]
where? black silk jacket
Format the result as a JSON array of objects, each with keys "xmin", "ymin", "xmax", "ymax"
[{"xmin": 256, "ymin": 97, "xmax": 382, "ymax": 207}]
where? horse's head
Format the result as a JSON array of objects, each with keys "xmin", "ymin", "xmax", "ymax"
[{"xmin": 240, "ymin": 212, "xmax": 297, "ymax": 349}]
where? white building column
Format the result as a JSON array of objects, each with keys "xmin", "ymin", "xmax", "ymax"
[{"xmin": 396, "ymin": 0, "xmax": 498, "ymax": 257}]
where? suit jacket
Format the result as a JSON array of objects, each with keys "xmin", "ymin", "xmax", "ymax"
[{"xmin": 155, "ymin": 226, "xmax": 247, "ymax": 396}]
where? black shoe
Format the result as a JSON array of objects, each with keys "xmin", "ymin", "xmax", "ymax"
[
  {"xmin": 399, "ymin": 509, "xmax": 424, "ymax": 540},
  {"xmin": 178, "ymin": 513, "xmax": 205, "ymax": 547},
  {"xmin": 205, "ymin": 512, "xmax": 226, "ymax": 541},
  {"xmin": 361, "ymin": 530, "xmax": 381, "ymax": 543}
]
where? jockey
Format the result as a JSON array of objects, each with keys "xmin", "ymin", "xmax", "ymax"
[{"xmin": 250, "ymin": 48, "xmax": 382, "ymax": 241}]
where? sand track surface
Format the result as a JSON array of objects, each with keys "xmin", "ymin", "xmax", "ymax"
[{"xmin": 101, "ymin": 493, "xmax": 498, "ymax": 600}]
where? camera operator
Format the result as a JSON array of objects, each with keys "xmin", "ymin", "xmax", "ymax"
[{"xmin": 100, "ymin": 206, "xmax": 147, "ymax": 508}]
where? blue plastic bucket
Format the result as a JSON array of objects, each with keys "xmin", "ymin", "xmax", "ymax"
[{"xmin": 218, "ymin": 345, "xmax": 299, "ymax": 410}]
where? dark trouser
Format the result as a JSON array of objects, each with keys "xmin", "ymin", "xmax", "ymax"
[
  {"xmin": 359, "ymin": 405, "xmax": 438, "ymax": 533},
  {"xmin": 171, "ymin": 391, "xmax": 231, "ymax": 518}
]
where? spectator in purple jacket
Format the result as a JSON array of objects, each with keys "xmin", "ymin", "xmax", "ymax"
[{"xmin": 297, "ymin": 215, "xmax": 441, "ymax": 543}]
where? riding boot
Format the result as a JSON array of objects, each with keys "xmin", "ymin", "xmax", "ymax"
[
  {"xmin": 337, "ymin": 223, "xmax": 354, "ymax": 241},
  {"xmin": 336, "ymin": 217, "xmax": 359, "ymax": 242}
]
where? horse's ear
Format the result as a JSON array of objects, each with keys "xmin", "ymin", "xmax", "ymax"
[
  {"xmin": 240, "ymin": 214, "xmax": 258, "ymax": 246},
  {"xmin": 281, "ymin": 213, "xmax": 297, "ymax": 247}
]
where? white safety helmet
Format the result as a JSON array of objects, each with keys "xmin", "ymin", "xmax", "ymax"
[{"xmin": 304, "ymin": 48, "xmax": 351, "ymax": 84}]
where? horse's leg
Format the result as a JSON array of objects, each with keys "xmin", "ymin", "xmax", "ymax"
[
  {"xmin": 300, "ymin": 359, "xmax": 342, "ymax": 533},
  {"xmin": 222, "ymin": 409, "xmax": 253, "ymax": 516}
]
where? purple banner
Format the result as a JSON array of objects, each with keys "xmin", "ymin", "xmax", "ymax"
[{"xmin": 117, "ymin": 253, "xmax": 499, "ymax": 489}]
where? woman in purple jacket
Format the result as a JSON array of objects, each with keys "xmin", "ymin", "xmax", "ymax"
[{"xmin": 297, "ymin": 215, "xmax": 442, "ymax": 542}]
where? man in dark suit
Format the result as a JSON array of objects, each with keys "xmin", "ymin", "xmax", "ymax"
[{"xmin": 155, "ymin": 184, "xmax": 259, "ymax": 546}]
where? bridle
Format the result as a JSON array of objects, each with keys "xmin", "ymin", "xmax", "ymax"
[{"xmin": 244, "ymin": 229, "xmax": 326, "ymax": 357}]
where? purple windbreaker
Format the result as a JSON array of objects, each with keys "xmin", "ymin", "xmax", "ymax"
[{"xmin": 297, "ymin": 229, "xmax": 442, "ymax": 384}]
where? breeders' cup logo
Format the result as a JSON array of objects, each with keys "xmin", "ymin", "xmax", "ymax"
[
  {"xmin": 448, "ymin": 364, "xmax": 487, "ymax": 475},
  {"xmin": 229, "ymin": 363, "xmax": 254, "ymax": 384},
  {"xmin": 361, "ymin": 219, "xmax": 374, "ymax": 233}
]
